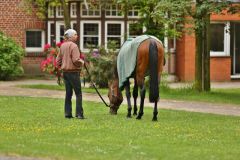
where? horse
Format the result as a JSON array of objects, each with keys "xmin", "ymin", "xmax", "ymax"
[{"xmin": 108, "ymin": 36, "xmax": 164, "ymax": 121}]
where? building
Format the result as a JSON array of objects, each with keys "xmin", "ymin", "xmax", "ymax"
[
  {"xmin": 175, "ymin": 6, "xmax": 240, "ymax": 81},
  {"xmin": 0, "ymin": 0, "xmax": 239, "ymax": 81},
  {"xmin": 0, "ymin": 0, "xmax": 45, "ymax": 75}
]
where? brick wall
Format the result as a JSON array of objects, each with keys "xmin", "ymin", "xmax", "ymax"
[
  {"xmin": 210, "ymin": 57, "xmax": 231, "ymax": 81},
  {"xmin": 0, "ymin": 0, "xmax": 46, "ymax": 75},
  {"xmin": 176, "ymin": 30, "xmax": 196, "ymax": 82},
  {"xmin": 22, "ymin": 57, "xmax": 45, "ymax": 75},
  {"xmin": 176, "ymin": 11, "xmax": 240, "ymax": 82},
  {"xmin": 211, "ymin": 10, "xmax": 240, "ymax": 21}
]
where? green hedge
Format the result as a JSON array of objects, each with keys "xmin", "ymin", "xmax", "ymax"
[
  {"xmin": 85, "ymin": 41, "xmax": 118, "ymax": 88},
  {"xmin": 0, "ymin": 31, "xmax": 24, "ymax": 80}
]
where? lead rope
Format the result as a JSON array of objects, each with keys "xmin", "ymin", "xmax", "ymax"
[{"xmin": 83, "ymin": 63, "xmax": 110, "ymax": 108}]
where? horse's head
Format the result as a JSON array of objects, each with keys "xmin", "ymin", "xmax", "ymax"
[{"xmin": 108, "ymin": 79, "xmax": 123, "ymax": 115}]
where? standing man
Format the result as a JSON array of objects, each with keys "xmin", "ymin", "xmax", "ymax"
[{"xmin": 56, "ymin": 29, "xmax": 85, "ymax": 119}]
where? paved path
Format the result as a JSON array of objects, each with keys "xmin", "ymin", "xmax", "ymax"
[
  {"xmin": 0, "ymin": 79, "xmax": 240, "ymax": 117},
  {"xmin": 0, "ymin": 156, "xmax": 46, "ymax": 160}
]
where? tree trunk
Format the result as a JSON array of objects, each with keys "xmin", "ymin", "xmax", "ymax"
[
  {"xmin": 203, "ymin": 13, "xmax": 211, "ymax": 91},
  {"xmin": 60, "ymin": 0, "xmax": 71, "ymax": 30},
  {"xmin": 194, "ymin": 0, "xmax": 211, "ymax": 92},
  {"xmin": 195, "ymin": 25, "xmax": 203, "ymax": 91}
]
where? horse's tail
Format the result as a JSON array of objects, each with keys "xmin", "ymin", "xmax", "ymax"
[{"xmin": 149, "ymin": 39, "xmax": 159, "ymax": 103}]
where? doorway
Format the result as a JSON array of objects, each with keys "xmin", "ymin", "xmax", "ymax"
[{"xmin": 231, "ymin": 23, "xmax": 240, "ymax": 75}]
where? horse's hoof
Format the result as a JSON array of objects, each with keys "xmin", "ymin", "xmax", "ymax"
[
  {"xmin": 136, "ymin": 116, "xmax": 142, "ymax": 120},
  {"xmin": 126, "ymin": 114, "xmax": 132, "ymax": 118},
  {"xmin": 152, "ymin": 117, "xmax": 158, "ymax": 121},
  {"xmin": 109, "ymin": 111, "xmax": 117, "ymax": 115},
  {"xmin": 133, "ymin": 112, "xmax": 137, "ymax": 116}
]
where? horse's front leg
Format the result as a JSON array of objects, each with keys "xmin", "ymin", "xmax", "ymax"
[
  {"xmin": 152, "ymin": 101, "xmax": 158, "ymax": 121},
  {"xmin": 133, "ymin": 78, "xmax": 138, "ymax": 115},
  {"xmin": 125, "ymin": 80, "xmax": 132, "ymax": 118},
  {"xmin": 136, "ymin": 83, "xmax": 145, "ymax": 120}
]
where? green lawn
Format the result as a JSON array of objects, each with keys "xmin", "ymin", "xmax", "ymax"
[
  {"xmin": 0, "ymin": 96, "xmax": 240, "ymax": 160},
  {"xmin": 18, "ymin": 84, "xmax": 240, "ymax": 105}
]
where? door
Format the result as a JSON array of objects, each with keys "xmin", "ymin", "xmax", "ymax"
[{"xmin": 233, "ymin": 23, "xmax": 240, "ymax": 74}]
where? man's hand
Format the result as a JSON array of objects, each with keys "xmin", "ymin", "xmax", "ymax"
[{"xmin": 79, "ymin": 59, "xmax": 85, "ymax": 65}]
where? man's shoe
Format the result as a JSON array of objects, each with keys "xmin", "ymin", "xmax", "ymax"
[
  {"xmin": 65, "ymin": 115, "xmax": 73, "ymax": 119},
  {"xmin": 76, "ymin": 115, "xmax": 85, "ymax": 119}
]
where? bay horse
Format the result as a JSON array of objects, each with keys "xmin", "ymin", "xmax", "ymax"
[{"xmin": 108, "ymin": 37, "xmax": 164, "ymax": 121}]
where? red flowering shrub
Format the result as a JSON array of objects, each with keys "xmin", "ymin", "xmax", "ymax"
[{"xmin": 40, "ymin": 43, "xmax": 63, "ymax": 84}]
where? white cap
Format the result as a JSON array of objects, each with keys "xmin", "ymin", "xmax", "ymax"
[{"xmin": 64, "ymin": 29, "xmax": 77, "ymax": 38}]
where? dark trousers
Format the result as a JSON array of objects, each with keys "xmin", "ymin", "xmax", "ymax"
[{"xmin": 63, "ymin": 72, "xmax": 83, "ymax": 117}]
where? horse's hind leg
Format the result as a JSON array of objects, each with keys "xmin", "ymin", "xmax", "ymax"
[
  {"xmin": 125, "ymin": 80, "xmax": 132, "ymax": 118},
  {"xmin": 136, "ymin": 83, "xmax": 145, "ymax": 120},
  {"xmin": 133, "ymin": 78, "xmax": 138, "ymax": 115},
  {"xmin": 152, "ymin": 101, "xmax": 158, "ymax": 121}
]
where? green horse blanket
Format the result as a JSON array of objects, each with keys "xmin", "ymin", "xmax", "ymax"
[{"xmin": 117, "ymin": 35, "xmax": 161, "ymax": 90}]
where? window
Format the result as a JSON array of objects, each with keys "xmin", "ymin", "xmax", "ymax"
[
  {"xmin": 210, "ymin": 22, "xmax": 230, "ymax": 56},
  {"xmin": 128, "ymin": 22, "xmax": 143, "ymax": 38},
  {"xmin": 80, "ymin": 21, "xmax": 101, "ymax": 51},
  {"xmin": 128, "ymin": 7, "xmax": 139, "ymax": 18},
  {"xmin": 56, "ymin": 6, "xmax": 64, "ymax": 18},
  {"xmin": 210, "ymin": 24, "xmax": 224, "ymax": 52},
  {"xmin": 81, "ymin": 2, "xmax": 100, "ymax": 17},
  {"xmin": 48, "ymin": 5, "xmax": 54, "ymax": 18},
  {"xmin": 71, "ymin": 22, "xmax": 77, "ymax": 31},
  {"xmin": 48, "ymin": 22, "xmax": 55, "ymax": 46},
  {"xmin": 105, "ymin": 4, "xmax": 123, "ymax": 17},
  {"xmin": 25, "ymin": 30, "xmax": 45, "ymax": 52},
  {"xmin": 71, "ymin": 3, "xmax": 77, "ymax": 17},
  {"xmin": 56, "ymin": 22, "xmax": 65, "ymax": 43},
  {"xmin": 105, "ymin": 22, "xmax": 124, "ymax": 49}
]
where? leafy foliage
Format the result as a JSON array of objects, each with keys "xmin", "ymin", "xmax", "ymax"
[
  {"xmin": 85, "ymin": 41, "xmax": 118, "ymax": 88},
  {"xmin": 40, "ymin": 42, "xmax": 63, "ymax": 85},
  {"xmin": 0, "ymin": 32, "xmax": 24, "ymax": 80},
  {"xmin": 22, "ymin": 0, "xmax": 61, "ymax": 19}
]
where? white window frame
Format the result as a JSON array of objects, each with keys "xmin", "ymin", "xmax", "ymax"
[
  {"xmin": 71, "ymin": 21, "xmax": 77, "ymax": 29},
  {"xmin": 105, "ymin": 21, "xmax": 124, "ymax": 49},
  {"xmin": 25, "ymin": 29, "xmax": 45, "ymax": 52},
  {"xmin": 47, "ymin": 21, "xmax": 54, "ymax": 45},
  {"xmin": 48, "ymin": 21, "xmax": 77, "ymax": 45},
  {"xmin": 80, "ymin": 2, "xmax": 101, "ymax": 17},
  {"xmin": 56, "ymin": 21, "xmax": 65, "ymax": 43},
  {"xmin": 48, "ymin": 5, "xmax": 54, "ymax": 18},
  {"xmin": 56, "ymin": 6, "xmax": 64, "ymax": 18},
  {"xmin": 71, "ymin": 3, "xmax": 77, "ymax": 18},
  {"xmin": 128, "ymin": 7, "xmax": 140, "ymax": 18},
  {"xmin": 80, "ymin": 21, "xmax": 101, "ymax": 52},
  {"xmin": 105, "ymin": 4, "xmax": 124, "ymax": 18},
  {"xmin": 127, "ymin": 22, "xmax": 144, "ymax": 38},
  {"xmin": 210, "ymin": 22, "xmax": 230, "ymax": 57}
]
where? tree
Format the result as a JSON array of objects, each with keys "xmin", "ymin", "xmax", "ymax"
[
  {"xmin": 116, "ymin": 0, "xmax": 189, "ymax": 40},
  {"xmin": 186, "ymin": 0, "xmax": 237, "ymax": 91},
  {"xmin": 120, "ymin": 0, "xmax": 238, "ymax": 92},
  {"xmin": 110, "ymin": 0, "xmax": 235, "ymax": 92},
  {"xmin": 24, "ymin": 0, "xmax": 118, "ymax": 30},
  {"xmin": 23, "ymin": 0, "xmax": 90, "ymax": 30}
]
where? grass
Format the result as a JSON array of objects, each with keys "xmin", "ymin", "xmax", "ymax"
[
  {"xmin": 0, "ymin": 96, "xmax": 240, "ymax": 160},
  {"xmin": 160, "ymin": 87, "xmax": 240, "ymax": 105},
  {"xmin": 18, "ymin": 84, "xmax": 240, "ymax": 106}
]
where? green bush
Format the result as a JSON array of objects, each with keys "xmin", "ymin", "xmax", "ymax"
[
  {"xmin": 0, "ymin": 31, "xmax": 24, "ymax": 80},
  {"xmin": 85, "ymin": 41, "xmax": 118, "ymax": 88}
]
